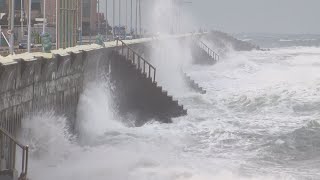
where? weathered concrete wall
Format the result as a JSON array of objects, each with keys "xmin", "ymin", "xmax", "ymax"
[
  {"xmin": 0, "ymin": 50, "xmax": 86, "ymax": 135},
  {"xmin": 0, "ymin": 37, "xmax": 191, "ymax": 135},
  {"xmin": 0, "ymin": 34, "xmax": 206, "ymax": 179}
]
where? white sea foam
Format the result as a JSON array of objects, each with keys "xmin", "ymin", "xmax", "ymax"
[{"xmin": 17, "ymin": 45, "xmax": 320, "ymax": 180}]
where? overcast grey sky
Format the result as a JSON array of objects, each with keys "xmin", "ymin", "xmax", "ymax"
[
  {"xmin": 187, "ymin": 0, "xmax": 320, "ymax": 34},
  {"xmin": 101, "ymin": 0, "xmax": 320, "ymax": 34}
]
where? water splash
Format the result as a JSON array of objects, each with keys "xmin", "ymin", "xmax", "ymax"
[
  {"xmin": 76, "ymin": 79, "xmax": 124, "ymax": 144},
  {"xmin": 18, "ymin": 44, "xmax": 320, "ymax": 180}
]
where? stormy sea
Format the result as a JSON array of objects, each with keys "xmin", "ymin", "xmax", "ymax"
[{"xmin": 20, "ymin": 33, "xmax": 320, "ymax": 180}]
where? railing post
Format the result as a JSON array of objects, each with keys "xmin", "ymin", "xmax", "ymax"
[
  {"xmin": 148, "ymin": 66, "xmax": 151, "ymax": 79},
  {"xmin": 126, "ymin": 47, "xmax": 129, "ymax": 59},
  {"xmin": 21, "ymin": 148, "xmax": 25, "ymax": 174},
  {"xmin": 25, "ymin": 146, "xmax": 29, "ymax": 175},
  {"xmin": 121, "ymin": 43, "xmax": 124, "ymax": 55},
  {"xmin": 153, "ymin": 69, "xmax": 156, "ymax": 82},
  {"xmin": 138, "ymin": 56, "xmax": 141, "ymax": 70},
  {"xmin": 143, "ymin": 61, "xmax": 146, "ymax": 74},
  {"xmin": 133, "ymin": 52, "xmax": 135, "ymax": 64}
]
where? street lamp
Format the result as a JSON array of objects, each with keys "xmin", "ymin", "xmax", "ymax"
[
  {"xmin": 97, "ymin": 0, "xmax": 100, "ymax": 34},
  {"xmin": 113, "ymin": 0, "xmax": 115, "ymax": 38},
  {"xmin": 27, "ymin": 0, "xmax": 32, "ymax": 52},
  {"xmin": 119, "ymin": 0, "xmax": 121, "ymax": 27},
  {"xmin": 130, "ymin": 0, "xmax": 132, "ymax": 35},
  {"xmin": 9, "ymin": 0, "xmax": 15, "ymax": 54},
  {"xmin": 135, "ymin": 0, "xmax": 137, "ymax": 38},
  {"xmin": 139, "ymin": 0, "xmax": 141, "ymax": 36},
  {"xmin": 172, "ymin": 0, "xmax": 192, "ymax": 34},
  {"xmin": 106, "ymin": 0, "xmax": 108, "ymax": 39},
  {"xmin": 42, "ymin": 0, "xmax": 46, "ymax": 34},
  {"xmin": 21, "ymin": 0, "xmax": 24, "ymax": 38},
  {"xmin": 78, "ymin": 26, "xmax": 82, "ymax": 45}
]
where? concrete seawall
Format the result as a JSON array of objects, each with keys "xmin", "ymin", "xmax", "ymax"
[
  {"xmin": 0, "ymin": 34, "xmax": 197, "ymax": 136},
  {"xmin": 0, "ymin": 33, "xmax": 212, "ymax": 179}
]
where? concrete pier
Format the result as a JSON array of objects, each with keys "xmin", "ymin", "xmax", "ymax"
[
  {"xmin": 0, "ymin": 34, "xmax": 200, "ymax": 132},
  {"xmin": 0, "ymin": 33, "xmax": 210, "ymax": 178}
]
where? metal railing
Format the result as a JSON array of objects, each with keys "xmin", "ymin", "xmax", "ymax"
[
  {"xmin": 0, "ymin": 47, "xmax": 43, "ymax": 56},
  {"xmin": 198, "ymin": 40, "xmax": 220, "ymax": 62},
  {"xmin": 117, "ymin": 39, "xmax": 156, "ymax": 82},
  {"xmin": 0, "ymin": 126, "xmax": 28, "ymax": 179}
]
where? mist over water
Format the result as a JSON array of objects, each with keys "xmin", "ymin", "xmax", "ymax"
[
  {"xmin": 17, "ymin": 43, "xmax": 320, "ymax": 180},
  {"xmin": 16, "ymin": 0, "xmax": 320, "ymax": 179},
  {"xmin": 150, "ymin": 38, "xmax": 194, "ymax": 97}
]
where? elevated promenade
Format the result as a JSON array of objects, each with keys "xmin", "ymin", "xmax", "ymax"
[{"xmin": 0, "ymin": 33, "xmax": 215, "ymax": 179}]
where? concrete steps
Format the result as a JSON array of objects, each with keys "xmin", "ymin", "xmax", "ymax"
[
  {"xmin": 183, "ymin": 72, "xmax": 206, "ymax": 94},
  {"xmin": 191, "ymin": 39, "xmax": 220, "ymax": 65},
  {"xmin": 110, "ymin": 51, "xmax": 187, "ymax": 125},
  {"xmin": 191, "ymin": 44, "xmax": 216, "ymax": 65}
]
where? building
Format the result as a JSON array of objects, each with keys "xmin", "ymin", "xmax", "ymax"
[
  {"xmin": 1, "ymin": 0, "xmax": 102, "ymax": 47},
  {"xmin": 0, "ymin": 0, "xmax": 8, "ymax": 14},
  {"xmin": 39, "ymin": 0, "xmax": 57, "ymax": 26},
  {"xmin": 82, "ymin": 0, "xmax": 97, "ymax": 35}
]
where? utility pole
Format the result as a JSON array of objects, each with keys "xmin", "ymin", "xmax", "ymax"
[
  {"xmin": 0, "ymin": 26, "xmax": 2, "ymax": 47},
  {"xmin": 27, "ymin": 0, "xmax": 32, "ymax": 52},
  {"xmin": 9, "ymin": 0, "xmax": 15, "ymax": 54},
  {"xmin": 130, "ymin": 0, "xmax": 132, "ymax": 35},
  {"xmin": 106, "ymin": 0, "xmax": 108, "ymax": 38},
  {"xmin": 42, "ymin": 0, "xmax": 46, "ymax": 34},
  {"xmin": 126, "ymin": 0, "xmax": 128, "ymax": 33},
  {"xmin": 119, "ymin": 0, "xmax": 121, "ymax": 27},
  {"xmin": 97, "ymin": 0, "xmax": 100, "ymax": 34},
  {"xmin": 113, "ymin": 0, "xmax": 115, "ymax": 37},
  {"xmin": 79, "ymin": 0, "xmax": 83, "ymax": 45},
  {"xmin": 55, "ymin": 0, "xmax": 58, "ymax": 48},
  {"xmin": 170, "ymin": 0, "xmax": 173, "ymax": 34},
  {"xmin": 135, "ymin": 0, "xmax": 137, "ymax": 38},
  {"xmin": 139, "ymin": 0, "xmax": 141, "ymax": 36},
  {"xmin": 21, "ymin": 0, "xmax": 24, "ymax": 39}
]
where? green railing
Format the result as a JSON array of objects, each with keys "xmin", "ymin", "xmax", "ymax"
[
  {"xmin": 117, "ymin": 39, "xmax": 157, "ymax": 82},
  {"xmin": 0, "ymin": 126, "xmax": 29, "ymax": 179}
]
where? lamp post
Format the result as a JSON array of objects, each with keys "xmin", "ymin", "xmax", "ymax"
[
  {"xmin": 21, "ymin": 0, "xmax": 24, "ymax": 39},
  {"xmin": 119, "ymin": 0, "xmax": 121, "ymax": 27},
  {"xmin": 42, "ymin": 0, "xmax": 46, "ymax": 34},
  {"xmin": 55, "ymin": 0, "xmax": 58, "ymax": 49},
  {"xmin": 106, "ymin": 0, "xmax": 108, "ymax": 39},
  {"xmin": 0, "ymin": 25, "xmax": 2, "ymax": 47},
  {"xmin": 97, "ymin": 0, "xmax": 100, "ymax": 34},
  {"xmin": 80, "ymin": 0, "xmax": 83, "ymax": 45},
  {"xmin": 9, "ymin": 0, "xmax": 15, "ymax": 54},
  {"xmin": 126, "ymin": 0, "xmax": 128, "ymax": 32},
  {"xmin": 135, "ymin": 0, "xmax": 137, "ymax": 38},
  {"xmin": 27, "ymin": 0, "xmax": 32, "ymax": 52},
  {"xmin": 130, "ymin": 0, "xmax": 132, "ymax": 35},
  {"xmin": 139, "ymin": 0, "xmax": 141, "ymax": 36},
  {"xmin": 173, "ymin": 0, "xmax": 192, "ymax": 34},
  {"xmin": 113, "ymin": 0, "xmax": 115, "ymax": 38}
]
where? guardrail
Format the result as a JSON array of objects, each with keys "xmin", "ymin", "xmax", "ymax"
[
  {"xmin": 117, "ymin": 39, "xmax": 156, "ymax": 82},
  {"xmin": 198, "ymin": 40, "xmax": 220, "ymax": 62},
  {"xmin": 0, "ymin": 126, "xmax": 28, "ymax": 179},
  {"xmin": 0, "ymin": 47, "xmax": 43, "ymax": 56}
]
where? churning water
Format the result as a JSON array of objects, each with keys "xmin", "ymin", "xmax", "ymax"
[{"xmin": 20, "ymin": 43, "xmax": 320, "ymax": 180}]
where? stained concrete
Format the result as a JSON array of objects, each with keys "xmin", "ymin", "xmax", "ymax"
[
  {"xmin": 0, "ymin": 34, "xmax": 204, "ymax": 177},
  {"xmin": 0, "ymin": 34, "xmax": 197, "ymax": 135}
]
